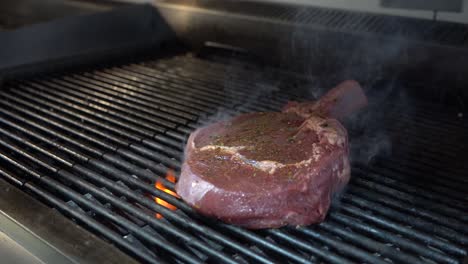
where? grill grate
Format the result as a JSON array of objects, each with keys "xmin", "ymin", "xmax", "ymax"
[{"xmin": 0, "ymin": 53, "xmax": 466, "ymax": 263}]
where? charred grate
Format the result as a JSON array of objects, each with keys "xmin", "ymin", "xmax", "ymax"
[{"xmin": 0, "ymin": 53, "xmax": 466, "ymax": 264}]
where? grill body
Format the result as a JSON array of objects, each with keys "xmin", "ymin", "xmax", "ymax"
[
  {"xmin": 0, "ymin": 53, "xmax": 466, "ymax": 264},
  {"xmin": 0, "ymin": 1, "xmax": 466, "ymax": 264}
]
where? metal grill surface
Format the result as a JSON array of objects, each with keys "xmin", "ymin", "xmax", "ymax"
[
  {"xmin": 0, "ymin": 54, "xmax": 466, "ymax": 264},
  {"xmin": 166, "ymin": 0, "xmax": 468, "ymax": 46}
]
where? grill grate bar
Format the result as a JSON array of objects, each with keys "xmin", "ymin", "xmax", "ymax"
[
  {"xmin": 165, "ymin": 59, "xmax": 292, "ymax": 96},
  {"xmin": 74, "ymin": 130, "xmax": 468, "ymax": 264},
  {"xmin": 0, "ymin": 93, "xmax": 130, "ymax": 152},
  {"xmin": 12, "ymin": 87, "xmax": 142, "ymax": 141},
  {"xmin": 356, "ymin": 167, "xmax": 464, "ymax": 214},
  {"xmin": 103, "ymin": 67, "xmax": 226, "ymax": 109},
  {"xmin": 42, "ymin": 174, "xmax": 206, "ymax": 264},
  {"xmin": 351, "ymin": 170, "xmax": 467, "ymax": 222},
  {"xmin": 22, "ymin": 82, "xmax": 168, "ymax": 135},
  {"xmin": 343, "ymin": 194, "xmax": 468, "ymax": 246},
  {"xmin": 265, "ymin": 229, "xmax": 352, "ymax": 264},
  {"xmin": 24, "ymin": 182, "xmax": 167, "ymax": 264},
  {"xmin": 0, "ymin": 96, "xmax": 301, "ymax": 263},
  {"xmin": 114, "ymin": 66, "xmax": 285, "ymax": 113},
  {"xmin": 351, "ymin": 178, "xmax": 466, "ymax": 226},
  {"xmin": 141, "ymin": 59, "xmax": 291, "ymax": 102},
  {"xmin": 294, "ymin": 227, "xmax": 390, "ymax": 264},
  {"xmin": 72, "ymin": 72, "xmax": 220, "ymax": 112},
  {"xmin": 165, "ymin": 54, "xmax": 310, "ymax": 88},
  {"xmin": 94, "ymin": 156, "xmax": 317, "ymax": 263},
  {"xmin": 82, "ymin": 71, "xmax": 200, "ymax": 121},
  {"xmin": 84, "ymin": 161, "xmax": 281, "ymax": 264},
  {"xmin": 390, "ymin": 114, "xmax": 467, "ymax": 143},
  {"xmin": 15, "ymin": 85, "xmax": 159, "ymax": 139},
  {"xmin": 152, "ymin": 56, "xmax": 465, "ymax": 136},
  {"xmin": 121, "ymin": 64, "xmax": 261, "ymax": 103},
  {"xmin": 389, "ymin": 114, "xmax": 467, "ymax": 143},
  {"xmin": 47, "ymin": 78, "xmax": 189, "ymax": 126},
  {"xmin": 104, "ymin": 152, "xmax": 319, "ymax": 263},
  {"xmin": 348, "ymin": 186, "xmax": 467, "ymax": 239},
  {"xmin": 339, "ymin": 204, "xmax": 466, "ymax": 257},
  {"xmin": 329, "ymin": 213, "xmax": 459, "ymax": 264},
  {"xmin": 0, "ymin": 54, "xmax": 466, "ymax": 263},
  {"xmin": 366, "ymin": 163, "xmax": 467, "ymax": 207},
  {"xmin": 317, "ymin": 221, "xmax": 426, "ymax": 264},
  {"xmin": 81, "ymin": 71, "xmax": 211, "ymax": 114},
  {"xmin": 70, "ymin": 165, "xmax": 276, "ymax": 264},
  {"xmin": 0, "ymin": 145, "xmax": 202, "ymax": 263},
  {"xmin": 95, "ymin": 154, "xmax": 315, "ymax": 264},
  {"xmin": 0, "ymin": 97, "xmax": 338, "ymax": 264},
  {"xmin": 0, "ymin": 136, "xmax": 239, "ymax": 264},
  {"xmin": 0, "ymin": 106, "xmax": 91, "ymax": 162}
]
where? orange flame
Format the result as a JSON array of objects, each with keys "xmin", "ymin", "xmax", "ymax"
[{"xmin": 154, "ymin": 169, "xmax": 179, "ymax": 219}]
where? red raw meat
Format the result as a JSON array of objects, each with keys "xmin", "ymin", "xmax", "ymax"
[{"xmin": 176, "ymin": 80, "xmax": 367, "ymax": 229}]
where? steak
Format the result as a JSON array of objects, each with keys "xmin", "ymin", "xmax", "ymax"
[{"xmin": 176, "ymin": 80, "xmax": 367, "ymax": 229}]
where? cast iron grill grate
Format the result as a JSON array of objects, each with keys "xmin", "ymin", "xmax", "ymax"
[{"xmin": 0, "ymin": 53, "xmax": 466, "ymax": 264}]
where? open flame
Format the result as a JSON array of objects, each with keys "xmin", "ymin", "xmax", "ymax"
[{"xmin": 154, "ymin": 169, "xmax": 179, "ymax": 219}]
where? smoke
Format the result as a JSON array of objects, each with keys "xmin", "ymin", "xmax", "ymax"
[
  {"xmin": 287, "ymin": 8, "xmax": 419, "ymax": 88},
  {"xmin": 329, "ymin": 79, "xmax": 412, "ymax": 209},
  {"xmin": 196, "ymin": 59, "xmax": 280, "ymax": 127},
  {"xmin": 223, "ymin": 64, "xmax": 280, "ymax": 110},
  {"xmin": 286, "ymin": 8, "xmax": 421, "ymax": 166},
  {"xmin": 194, "ymin": 7, "xmax": 417, "ymax": 168},
  {"xmin": 280, "ymin": 72, "xmax": 405, "ymax": 166}
]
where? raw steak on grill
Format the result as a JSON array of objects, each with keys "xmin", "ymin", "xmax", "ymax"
[{"xmin": 175, "ymin": 80, "xmax": 367, "ymax": 229}]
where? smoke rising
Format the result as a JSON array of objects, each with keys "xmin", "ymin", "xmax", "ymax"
[
  {"xmin": 194, "ymin": 6, "xmax": 417, "ymax": 168},
  {"xmin": 196, "ymin": 59, "xmax": 281, "ymax": 127},
  {"xmin": 330, "ymin": 79, "xmax": 411, "ymax": 208},
  {"xmin": 282, "ymin": 9, "xmax": 420, "ymax": 210},
  {"xmin": 345, "ymin": 81, "xmax": 399, "ymax": 165},
  {"xmin": 286, "ymin": 8, "xmax": 420, "ymax": 166}
]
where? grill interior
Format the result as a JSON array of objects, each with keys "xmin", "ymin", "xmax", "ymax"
[
  {"xmin": 0, "ymin": 50, "xmax": 466, "ymax": 264},
  {"xmin": 168, "ymin": 0, "xmax": 468, "ymax": 46}
]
